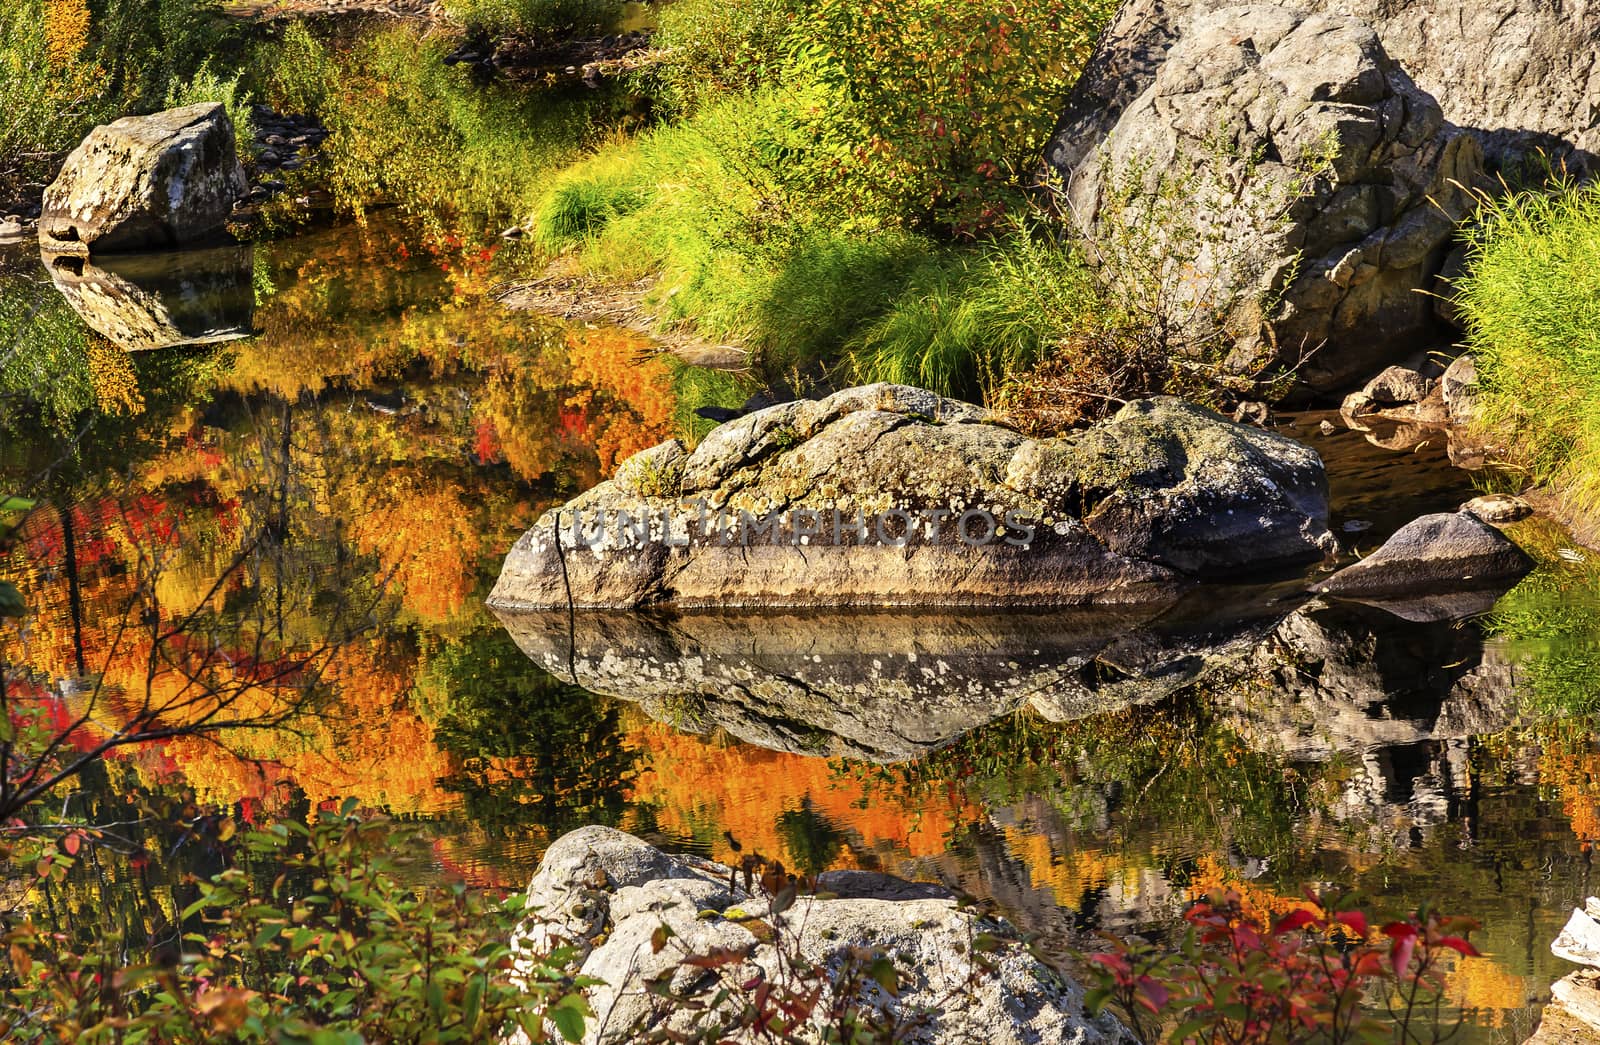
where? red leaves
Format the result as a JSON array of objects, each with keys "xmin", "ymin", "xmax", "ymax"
[
  {"xmin": 1085, "ymin": 891, "xmax": 1487, "ymax": 1044},
  {"xmin": 1272, "ymin": 909, "xmax": 1316, "ymax": 934}
]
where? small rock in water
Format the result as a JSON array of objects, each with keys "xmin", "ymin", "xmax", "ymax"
[
  {"xmin": 1341, "ymin": 519, "xmax": 1373, "ymax": 533},
  {"xmin": 1363, "ymin": 365, "xmax": 1433, "ymax": 406},
  {"xmin": 1318, "ymin": 419, "xmax": 1339, "ymax": 436},
  {"xmin": 1314, "ymin": 510, "xmax": 1534, "ymax": 599},
  {"xmin": 0, "ymin": 219, "xmax": 24, "ymax": 240},
  {"xmin": 257, "ymin": 148, "xmax": 281, "ymax": 166},
  {"xmin": 1460, "ymin": 493, "xmax": 1532, "ymax": 525}
]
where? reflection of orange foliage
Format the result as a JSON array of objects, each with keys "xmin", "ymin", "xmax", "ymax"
[
  {"xmin": 626, "ymin": 723, "xmax": 973, "ymax": 869},
  {"xmin": 1187, "ymin": 855, "xmax": 1319, "ymax": 926},
  {"xmin": 563, "ymin": 330, "xmax": 677, "ymax": 474},
  {"xmin": 1446, "ymin": 956, "xmax": 1526, "ymax": 1027},
  {"xmin": 1541, "ymin": 735, "xmax": 1600, "ymax": 846},
  {"xmin": 349, "ymin": 474, "xmax": 483, "ymax": 624}
]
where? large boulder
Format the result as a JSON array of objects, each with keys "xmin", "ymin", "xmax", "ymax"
[
  {"xmin": 513, "ymin": 826, "xmax": 1129, "ymax": 1045},
  {"xmin": 1063, "ymin": 6, "xmax": 1482, "ymax": 394},
  {"xmin": 487, "ymin": 384, "xmax": 1336, "ymax": 610},
  {"xmin": 1046, "ymin": 0, "xmax": 1600, "ymax": 179},
  {"xmin": 39, "ymin": 104, "xmax": 248, "ymax": 254}
]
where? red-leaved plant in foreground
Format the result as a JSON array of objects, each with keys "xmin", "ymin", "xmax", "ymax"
[{"xmin": 1084, "ymin": 889, "xmax": 1481, "ymax": 1045}]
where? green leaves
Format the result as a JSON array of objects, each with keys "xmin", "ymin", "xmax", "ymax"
[{"xmin": 0, "ymin": 580, "xmax": 23, "ymax": 617}]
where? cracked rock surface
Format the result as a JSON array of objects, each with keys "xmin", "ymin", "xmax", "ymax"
[{"xmin": 1063, "ymin": 6, "xmax": 1483, "ymax": 393}]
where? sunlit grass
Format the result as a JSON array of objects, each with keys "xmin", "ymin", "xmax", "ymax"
[{"xmin": 1455, "ymin": 179, "xmax": 1600, "ymax": 513}]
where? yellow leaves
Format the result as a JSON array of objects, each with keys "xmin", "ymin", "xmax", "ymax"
[
  {"xmin": 86, "ymin": 340, "xmax": 145, "ymax": 416},
  {"xmin": 44, "ymin": 0, "xmax": 92, "ymax": 68}
]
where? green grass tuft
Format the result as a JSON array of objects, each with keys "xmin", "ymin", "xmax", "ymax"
[{"xmin": 1455, "ymin": 179, "xmax": 1600, "ymax": 511}]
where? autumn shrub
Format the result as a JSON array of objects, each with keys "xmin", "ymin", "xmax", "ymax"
[
  {"xmin": 443, "ymin": 0, "xmax": 624, "ymax": 38},
  {"xmin": 1085, "ymin": 889, "xmax": 1482, "ymax": 1045},
  {"xmin": 647, "ymin": 0, "xmax": 800, "ymax": 116},
  {"xmin": 1454, "ymin": 178, "xmax": 1600, "ymax": 512},
  {"xmin": 784, "ymin": 0, "xmax": 1117, "ymax": 234},
  {"xmin": 0, "ymin": 806, "xmax": 599, "ymax": 1042}
]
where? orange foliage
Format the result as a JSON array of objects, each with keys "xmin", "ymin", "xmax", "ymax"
[
  {"xmin": 563, "ymin": 329, "xmax": 678, "ymax": 474},
  {"xmin": 625, "ymin": 723, "xmax": 974, "ymax": 870},
  {"xmin": 44, "ymin": 0, "xmax": 92, "ymax": 68},
  {"xmin": 348, "ymin": 472, "xmax": 484, "ymax": 624}
]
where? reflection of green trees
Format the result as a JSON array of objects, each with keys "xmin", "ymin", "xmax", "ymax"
[
  {"xmin": 775, "ymin": 803, "xmax": 845, "ymax": 875},
  {"xmin": 863, "ymin": 698, "xmax": 1321, "ymax": 876},
  {"xmin": 1486, "ymin": 518, "xmax": 1600, "ymax": 714},
  {"xmin": 419, "ymin": 628, "xmax": 640, "ymax": 840}
]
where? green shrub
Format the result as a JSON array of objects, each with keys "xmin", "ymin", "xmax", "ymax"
[
  {"xmin": 444, "ymin": 0, "xmax": 624, "ymax": 38},
  {"xmin": 785, "ymin": 0, "xmax": 1118, "ymax": 233},
  {"xmin": 164, "ymin": 60, "xmax": 254, "ymax": 157},
  {"xmin": 264, "ymin": 25, "xmax": 611, "ymax": 227},
  {"xmin": 1455, "ymin": 179, "xmax": 1600, "ymax": 510},
  {"xmin": 648, "ymin": 0, "xmax": 799, "ymax": 116}
]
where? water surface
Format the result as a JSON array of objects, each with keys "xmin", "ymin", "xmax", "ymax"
[{"xmin": 3, "ymin": 213, "xmax": 1598, "ymax": 1041}]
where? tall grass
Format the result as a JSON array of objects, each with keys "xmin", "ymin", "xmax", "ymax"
[
  {"xmin": 1455, "ymin": 180, "xmax": 1600, "ymax": 510},
  {"xmin": 531, "ymin": 93, "xmax": 1108, "ymax": 400}
]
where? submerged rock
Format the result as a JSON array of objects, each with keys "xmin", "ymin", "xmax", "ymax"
[
  {"xmin": 488, "ymin": 384, "xmax": 1335, "ymax": 610},
  {"xmin": 1062, "ymin": 6, "xmax": 1482, "ymax": 393},
  {"xmin": 513, "ymin": 826, "xmax": 1129, "ymax": 1045},
  {"xmin": 39, "ymin": 104, "xmax": 247, "ymax": 254},
  {"xmin": 42, "ymin": 242, "xmax": 254, "ymax": 350},
  {"xmin": 1312, "ymin": 511, "xmax": 1533, "ymax": 603}
]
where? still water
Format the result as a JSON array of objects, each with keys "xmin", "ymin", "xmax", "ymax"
[{"xmin": 4, "ymin": 213, "xmax": 1600, "ymax": 1040}]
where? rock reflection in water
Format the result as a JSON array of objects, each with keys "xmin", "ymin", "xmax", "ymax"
[
  {"xmin": 42, "ymin": 241, "xmax": 255, "ymax": 350},
  {"xmin": 494, "ymin": 590, "xmax": 1297, "ymax": 763}
]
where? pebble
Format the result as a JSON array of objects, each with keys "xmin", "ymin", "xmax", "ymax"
[{"xmin": 1319, "ymin": 419, "xmax": 1339, "ymax": 436}]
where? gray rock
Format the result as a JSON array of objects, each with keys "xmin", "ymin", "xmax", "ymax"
[
  {"xmin": 1045, "ymin": 0, "xmax": 1600, "ymax": 180},
  {"xmin": 1441, "ymin": 353, "xmax": 1478, "ymax": 425},
  {"xmin": 1312, "ymin": 510, "xmax": 1533, "ymax": 600},
  {"xmin": 513, "ymin": 828, "xmax": 1131, "ymax": 1045},
  {"xmin": 1362, "ymin": 366, "xmax": 1433, "ymax": 407},
  {"xmin": 39, "ymin": 104, "xmax": 248, "ymax": 253},
  {"xmin": 488, "ymin": 384, "xmax": 1335, "ymax": 610},
  {"xmin": 1554, "ymin": 906, "xmax": 1600, "ymax": 970},
  {"xmin": 1062, "ymin": 6, "xmax": 1483, "ymax": 394}
]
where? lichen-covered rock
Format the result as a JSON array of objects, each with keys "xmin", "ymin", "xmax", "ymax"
[
  {"xmin": 1312, "ymin": 511, "xmax": 1533, "ymax": 600},
  {"xmin": 1063, "ymin": 6, "xmax": 1482, "ymax": 393},
  {"xmin": 513, "ymin": 827, "xmax": 1131, "ymax": 1045},
  {"xmin": 39, "ymin": 104, "xmax": 247, "ymax": 253},
  {"xmin": 42, "ymin": 242, "xmax": 255, "ymax": 350},
  {"xmin": 488, "ymin": 384, "xmax": 1334, "ymax": 610}
]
